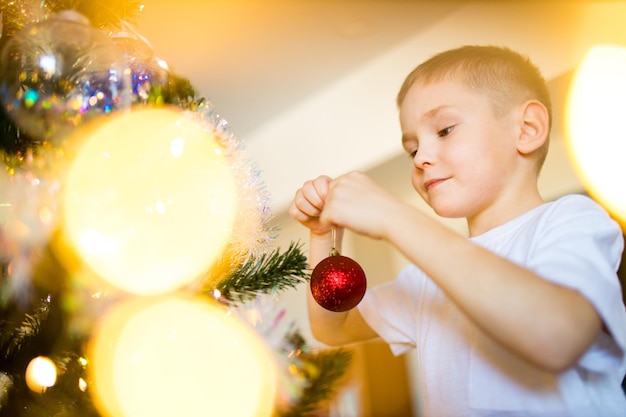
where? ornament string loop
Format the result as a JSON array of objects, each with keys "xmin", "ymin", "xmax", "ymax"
[{"xmin": 329, "ymin": 228, "xmax": 339, "ymax": 257}]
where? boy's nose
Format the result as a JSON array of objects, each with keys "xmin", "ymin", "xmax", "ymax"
[{"xmin": 413, "ymin": 146, "xmax": 434, "ymax": 168}]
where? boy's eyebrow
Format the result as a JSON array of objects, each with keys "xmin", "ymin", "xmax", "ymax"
[
  {"xmin": 401, "ymin": 104, "xmax": 457, "ymax": 144},
  {"xmin": 401, "ymin": 133, "xmax": 417, "ymax": 145},
  {"xmin": 421, "ymin": 105, "xmax": 452, "ymax": 122}
]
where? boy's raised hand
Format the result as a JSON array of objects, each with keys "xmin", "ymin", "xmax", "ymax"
[
  {"xmin": 289, "ymin": 175, "xmax": 334, "ymax": 235},
  {"xmin": 291, "ymin": 171, "xmax": 403, "ymax": 241},
  {"xmin": 322, "ymin": 171, "xmax": 402, "ymax": 240}
]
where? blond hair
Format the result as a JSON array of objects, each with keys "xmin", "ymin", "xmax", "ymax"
[{"xmin": 397, "ymin": 45, "xmax": 552, "ymax": 169}]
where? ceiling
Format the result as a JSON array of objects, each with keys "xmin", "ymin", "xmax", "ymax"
[
  {"xmin": 131, "ymin": 1, "xmax": 626, "ymax": 213},
  {"xmin": 136, "ymin": 0, "xmax": 465, "ymax": 138}
]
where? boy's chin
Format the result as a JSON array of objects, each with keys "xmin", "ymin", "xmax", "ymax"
[{"xmin": 430, "ymin": 203, "xmax": 467, "ymax": 219}]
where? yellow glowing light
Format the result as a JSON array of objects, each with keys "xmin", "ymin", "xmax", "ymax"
[
  {"xmin": 566, "ymin": 44, "xmax": 626, "ymax": 224},
  {"xmin": 89, "ymin": 295, "xmax": 277, "ymax": 417},
  {"xmin": 62, "ymin": 108, "xmax": 238, "ymax": 295},
  {"xmin": 25, "ymin": 356, "xmax": 57, "ymax": 393},
  {"xmin": 170, "ymin": 137, "xmax": 185, "ymax": 157},
  {"xmin": 79, "ymin": 377, "xmax": 88, "ymax": 392}
]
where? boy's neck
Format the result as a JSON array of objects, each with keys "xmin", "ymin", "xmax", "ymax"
[{"xmin": 467, "ymin": 190, "xmax": 544, "ymax": 237}]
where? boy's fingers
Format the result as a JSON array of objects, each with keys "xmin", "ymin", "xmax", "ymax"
[
  {"xmin": 289, "ymin": 175, "xmax": 333, "ymax": 222},
  {"xmin": 289, "ymin": 186, "xmax": 321, "ymax": 219},
  {"xmin": 301, "ymin": 179, "xmax": 327, "ymax": 211},
  {"xmin": 311, "ymin": 175, "xmax": 332, "ymax": 200}
]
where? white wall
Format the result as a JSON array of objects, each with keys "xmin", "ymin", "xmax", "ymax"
[
  {"xmin": 256, "ymin": 2, "xmax": 626, "ymax": 415},
  {"xmin": 246, "ymin": 1, "xmax": 626, "ymax": 215}
]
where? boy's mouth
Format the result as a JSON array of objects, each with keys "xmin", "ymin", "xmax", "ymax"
[{"xmin": 424, "ymin": 178, "xmax": 447, "ymax": 191}]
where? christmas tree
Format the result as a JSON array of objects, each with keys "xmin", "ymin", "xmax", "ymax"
[{"xmin": 0, "ymin": 1, "xmax": 351, "ymax": 416}]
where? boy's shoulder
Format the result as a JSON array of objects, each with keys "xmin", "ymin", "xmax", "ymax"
[
  {"xmin": 534, "ymin": 194, "xmax": 622, "ymax": 252},
  {"xmin": 548, "ymin": 193, "xmax": 612, "ymax": 219},
  {"xmin": 552, "ymin": 192, "xmax": 596, "ymax": 207},
  {"xmin": 474, "ymin": 193, "xmax": 619, "ymax": 248}
]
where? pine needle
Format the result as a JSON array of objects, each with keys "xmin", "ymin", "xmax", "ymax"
[
  {"xmin": 0, "ymin": 297, "xmax": 49, "ymax": 361},
  {"xmin": 213, "ymin": 241, "xmax": 310, "ymax": 305},
  {"xmin": 278, "ymin": 348, "xmax": 353, "ymax": 417}
]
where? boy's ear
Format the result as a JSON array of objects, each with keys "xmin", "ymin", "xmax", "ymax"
[{"xmin": 517, "ymin": 100, "xmax": 549, "ymax": 155}]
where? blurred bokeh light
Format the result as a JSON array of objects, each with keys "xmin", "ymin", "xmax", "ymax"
[
  {"xmin": 62, "ymin": 108, "xmax": 238, "ymax": 295},
  {"xmin": 88, "ymin": 295, "xmax": 277, "ymax": 417},
  {"xmin": 566, "ymin": 44, "xmax": 626, "ymax": 226},
  {"xmin": 25, "ymin": 356, "xmax": 57, "ymax": 393}
]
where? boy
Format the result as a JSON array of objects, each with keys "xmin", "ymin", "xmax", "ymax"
[{"xmin": 289, "ymin": 45, "xmax": 626, "ymax": 416}]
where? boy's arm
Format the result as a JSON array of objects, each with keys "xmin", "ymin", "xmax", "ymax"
[
  {"xmin": 321, "ymin": 172, "xmax": 601, "ymax": 373},
  {"xmin": 378, "ymin": 199, "xmax": 600, "ymax": 372},
  {"xmin": 289, "ymin": 175, "xmax": 378, "ymax": 346},
  {"xmin": 306, "ymin": 229, "xmax": 378, "ymax": 346}
]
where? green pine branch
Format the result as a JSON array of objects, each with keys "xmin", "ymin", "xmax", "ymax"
[
  {"xmin": 211, "ymin": 241, "xmax": 310, "ymax": 305},
  {"xmin": 0, "ymin": 297, "xmax": 49, "ymax": 361},
  {"xmin": 278, "ymin": 348, "xmax": 353, "ymax": 417},
  {"xmin": 74, "ymin": 0, "xmax": 144, "ymax": 29},
  {"xmin": 0, "ymin": 0, "xmax": 143, "ymax": 39}
]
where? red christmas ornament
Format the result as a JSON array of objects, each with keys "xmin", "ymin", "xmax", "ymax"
[{"xmin": 310, "ymin": 249, "xmax": 367, "ymax": 312}]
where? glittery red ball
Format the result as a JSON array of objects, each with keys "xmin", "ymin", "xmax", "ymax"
[{"xmin": 310, "ymin": 255, "xmax": 367, "ymax": 312}]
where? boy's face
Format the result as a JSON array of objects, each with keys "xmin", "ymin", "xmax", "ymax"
[{"xmin": 399, "ymin": 80, "xmax": 522, "ymax": 221}]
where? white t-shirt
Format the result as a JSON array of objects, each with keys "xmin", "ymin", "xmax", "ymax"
[{"xmin": 358, "ymin": 194, "xmax": 626, "ymax": 417}]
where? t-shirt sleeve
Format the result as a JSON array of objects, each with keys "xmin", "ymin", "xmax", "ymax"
[
  {"xmin": 529, "ymin": 195, "xmax": 626, "ymax": 373},
  {"xmin": 357, "ymin": 266, "xmax": 421, "ymax": 356}
]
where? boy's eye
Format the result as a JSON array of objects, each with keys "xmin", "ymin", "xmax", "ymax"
[
  {"xmin": 402, "ymin": 139, "xmax": 418, "ymax": 158},
  {"xmin": 438, "ymin": 126, "xmax": 454, "ymax": 137}
]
